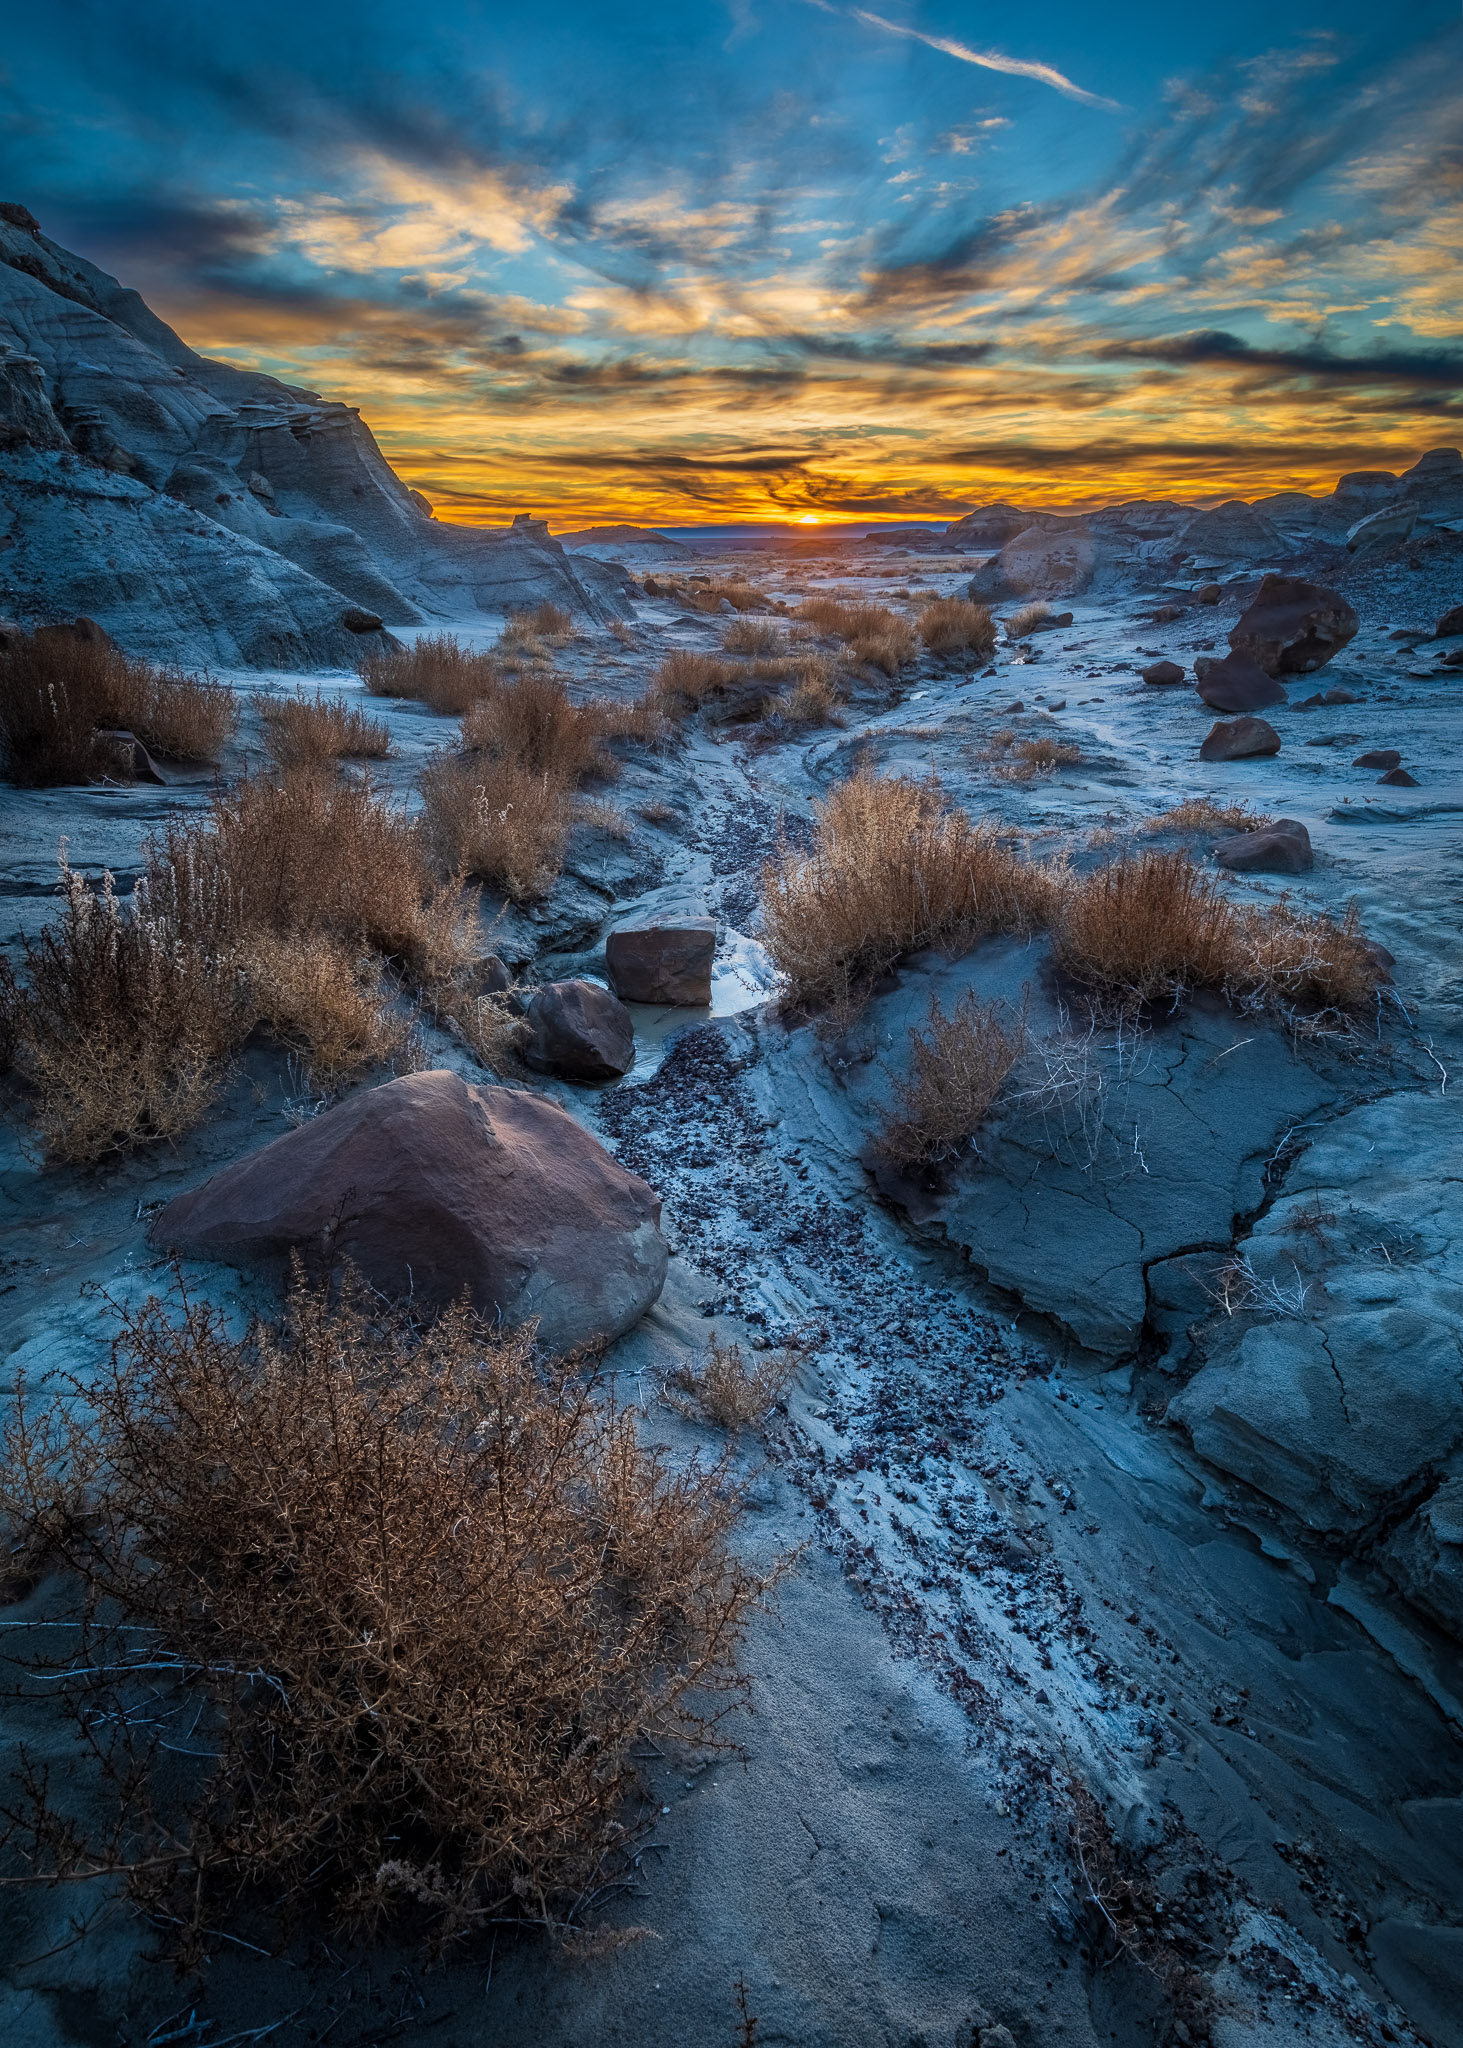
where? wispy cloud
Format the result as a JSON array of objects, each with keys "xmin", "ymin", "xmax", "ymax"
[{"xmin": 846, "ymin": 8, "xmax": 1121, "ymax": 111}]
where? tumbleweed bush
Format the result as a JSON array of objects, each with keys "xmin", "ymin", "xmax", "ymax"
[{"xmin": 0, "ymin": 1276, "xmax": 772, "ymax": 1954}]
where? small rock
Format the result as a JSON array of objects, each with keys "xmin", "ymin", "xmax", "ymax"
[
  {"xmin": 1195, "ymin": 653, "xmax": 1288, "ymax": 714},
  {"xmin": 1141, "ymin": 659, "xmax": 1187, "ymax": 687},
  {"xmin": 524, "ymin": 979, "xmax": 635, "ymax": 1081},
  {"xmin": 1214, "ymin": 819, "xmax": 1313, "ymax": 873},
  {"xmin": 1378, "ymin": 767, "xmax": 1419, "ymax": 786},
  {"xmin": 1027, "ymin": 610, "xmax": 1073, "ymax": 632},
  {"xmin": 342, "ymin": 606, "xmax": 385, "ymax": 633},
  {"xmin": 1046, "ymin": 698, "xmax": 1066, "ymax": 711},
  {"xmin": 1149, "ymin": 604, "xmax": 1184, "ymax": 623},
  {"xmin": 1196, "ymin": 582, "xmax": 1223, "ymax": 604},
  {"xmin": 1354, "ymin": 749, "xmax": 1401, "ymax": 769},
  {"xmin": 606, "ymin": 922, "xmax": 717, "ymax": 1006},
  {"xmin": 1437, "ymin": 648, "xmax": 1463, "ymax": 669},
  {"xmin": 1363, "ymin": 940, "xmax": 1397, "ymax": 981},
  {"xmin": 1435, "ymin": 603, "xmax": 1463, "ymax": 638},
  {"xmin": 1322, "ymin": 686, "xmax": 1361, "ymax": 704},
  {"xmin": 1199, "ymin": 717, "xmax": 1281, "ymax": 762},
  {"xmin": 1001, "ymin": 699, "xmax": 1025, "ymax": 713}
]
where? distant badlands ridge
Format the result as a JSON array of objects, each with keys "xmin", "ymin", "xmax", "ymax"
[{"xmin": 1, "ymin": 200, "xmax": 1460, "ymax": 662}]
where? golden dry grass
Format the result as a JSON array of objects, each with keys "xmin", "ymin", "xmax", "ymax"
[
  {"xmin": 1142, "ymin": 797, "xmax": 1273, "ymax": 835},
  {"xmin": 917, "ymin": 597, "xmax": 997, "ymax": 659},
  {"xmin": 793, "ymin": 598, "xmax": 917, "ymax": 675},
  {"xmin": 0, "ymin": 1275, "xmax": 772, "ymax": 1955},
  {"xmin": 663, "ymin": 1339, "xmax": 794, "ymax": 1431},
  {"xmin": 575, "ymin": 796, "xmax": 633, "ymax": 838},
  {"xmin": 760, "ymin": 769, "xmax": 1051, "ymax": 1013},
  {"xmin": 650, "ymin": 648, "xmax": 737, "ymax": 711},
  {"xmin": 259, "ymin": 692, "xmax": 391, "ymax": 770},
  {"xmin": 358, "ymin": 634, "xmax": 499, "ymax": 715},
  {"xmin": 878, "ymin": 992, "xmax": 1026, "ymax": 1166},
  {"xmin": 995, "ymin": 736, "xmax": 1082, "ymax": 781},
  {"xmin": 1005, "ymin": 601, "xmax": 1055, "ymax": 640},
  {"xmin": 241, "ymin": 931, "xmax": 408, "ymax": 1086},
  {"xmin": 420, "ymin": 753, "xmax": 574, "ymax": 901},
  {"xmin": 722, "ymin": 618, "xmax": 786, "ymax": 657},
  {"xmin": 1052, "ymin": 851, "xmax": 1238, "ymax": 1005},
  {"xmin": 0, "ymin": 633, "xmax": 236, "ymax": 783},
  {"xmin": 460, "ymin": 671, "xmax": 618, "ymax": 783}
]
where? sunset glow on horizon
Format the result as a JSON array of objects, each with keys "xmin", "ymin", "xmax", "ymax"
[{"xmin": 5, "ymin": 2, "xmax": 1459, "ymax": 529}]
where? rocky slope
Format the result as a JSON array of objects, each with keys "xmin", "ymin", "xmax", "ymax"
[{"xmin": 0, "ymin": 204, "xmax": 627, "ymax": 666}]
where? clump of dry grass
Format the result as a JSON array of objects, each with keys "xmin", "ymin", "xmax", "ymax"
[
  {"xmin": 0, "ymin": 856, "xmax": 243, "ymax": 1163},
  {"xmin": 575, "ymin": 796, "xmax": 633, "ymax": 838},
  {"xmin": 0, "ymin": 633, "xmax": 235, "ymax": 784},
  {"xmin": 664, "ymin": 1338, "xmax": 794, "ymax": 1431},
  {"xmin": 1052, "ymin": 851, "xmax": 1236, "ymax": 1005},
  {"xmin": 779, "ymin": 659, "xmax": 842, "ymax": 727},
  {"xmin": 918, "ymin": 597, "xmax": 996, "ymax": 659},
  {"xmin": 1, "ymin": 777, "xmax": 468, "ymax": 1160},
  {"xmin": 260, "ymin": 692, "xmax": 391, "ymax": 770},
  {"xmin": 722, "ymin": 618, "xmax": 786, "ymax": 657},
  {"xmin": 460, "ymin": 671, "xmax": 618, "ymax": 784},
  {"xmin": 650, "ymin": 648, "xmax": 737, "ymax": 713},
  {"xmin": 793, "ymin": 599, "xmax": 916, "ymax": 675},
  {"xmin": 358, "ymin": 634, "xmax": 499, "ymax": 715},
  {"xmin": 878, "ymin": 992, "xmax": 1026, "ymax": 1166},
  {"xmin": 1142, "ymin": 797, "xmax": 1272, "ymax": 835},
  {"xmin": 1005, "ymin": 601, "xmax": 1055, "ymax": 640},
  {"xmin": 1226, "ymin": 899, "xmax": 1381, "ymax": 1019},
  {"xmin": 609, "ymin": 618, "xmax": 636, "ymax": 648},
  {"xmin": 420, "ymin": 754, "xmax": 574, "ymax": 901},
  {"xmin": 0, "ymin": 1275, "xmax": 772, "ymax": 1957},
  {"xmin": 433, "ymin": 986, "xmax": 528, "ymax": 1072},
  {"xmin": 995, "ymin": 736, "xmax": 1082, "ymax": 781},
  {"xmin": 761, "ymin": 768, "xmax": 1052, "ymax": 1013}
]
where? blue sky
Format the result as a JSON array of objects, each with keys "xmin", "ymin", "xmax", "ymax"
[{"xmin": 3, "ymin": 2, "xmax": 1460, "ymax": 522}]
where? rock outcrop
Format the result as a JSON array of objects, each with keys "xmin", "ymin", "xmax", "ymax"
[
  {"xmin": 149, "ymin": 1069, "xmax": 668, "ymax": 1352},
  {"xmin": 1213, "ymin": 819, "xmax": 1312, "ymax": 871},
  {"xmin": 1227, "ymin": 575, "xmax": 1359, "ymax": 676},
  {"xmin": 1199, "ymin": 717, "xmax": 1282, "ymax": 761},
  {"xmin": 967, "ymin": 523, "xmax": 1098, "ymax": 600},
  {"xmin": 0, "ymin": 210, "xmax": 626, "ymax": 665},
  {"xmin": 1195, "ymin": 654, "xmax": 1288, "ymax": 714}
]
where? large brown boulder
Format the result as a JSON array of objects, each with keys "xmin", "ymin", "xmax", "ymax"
[
  {"xmin": 1436, "ymin": 604, "xmax": 1463, "ymax": 640},
  {"xmin": 1199, "ymin": 717, "xmax": 1281, "ymax": 762},
  {"xmin": 524, "ymin": 979, "xmax": 635, "ymax": 1080},
  {"xmin": 1227, "ymin": 575, "xmax": 1359, "ymax": 675},
  {"xmin": 1141, "ymin": 660, "xmax": 1186, "ymax": 687},
  {"xmin": 149, "ymin": 1070, "xmax": 667, "ymax": 1352},
  {"xmin": 1195, "ymin": 653, "xmax": 1288, "ymax": 713},
  {"xmin": 1214, "ymin": 820, "xmax": 1312, "ymax": 873},
  {"xmin": 606, "ymin": 922, "xmax": 717, "ymax": 1006}
]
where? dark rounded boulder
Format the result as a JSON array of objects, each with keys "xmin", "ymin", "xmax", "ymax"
[
  {"xmin": 342, "ymin": 607, "xmax": 385, "ymax": 634},
  {"xmin": 1214, "ymin": 820, "xmax": 1313, "ymax": 873},
  {"xmin": 1141, "ymin": 659, "xmax": 1186, "ymax": 687},
  {"xmin": 1196, "ymin": 582, "xmax": 1223, "ymax": 605},
  {"xmin": 148, "ymin": 1069, "xmax": 667, "ymax": 1353},
  {"xmin": 1354, "ymin": 750, "xmax": 1401, "ymax": 770},
  {"xmin": 1435, "ymin": 604, "xmax": 1463, "ymax": 639},
  {"xmin": 606, "ymin": 922, "xmax": 717, "ymax": 1006},
  {"xmin": 1195, "ymin": 653, "xmax": 1288, "ymax": 714},
  {"xmin": 1227, "ymin": 575, "xmax": 1359, "ymax": 676},
  {"xmin": 1199, "ymin": 717, "xmax": 1281, "ymax": 762},
  {"xmin": 1379, "ymin": 767, "xmax": 1420, "ymax": 787},
  {"xmin": 524, "ymin": 979, "xmax": 635, "ymax": 1080}
]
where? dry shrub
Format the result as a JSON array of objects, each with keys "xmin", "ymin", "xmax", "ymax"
[
  {"xmin": 461, "ymin": 671, "xmax": 617, "ymax": 783},
  {"xmin": 433, "ymin": 986, "xmax": 528, "ymax": 1072},
  {"xmin": 420, "ymin": 753, "xmax": 573, "ymax": 901},
  {"xmin": 359, "ymin": 634, "xmax": 498, "ymax": 715},
  {"xmin": 260, "ymin": 692, "xmax": 391, "ymax": 770},
  {"xmin": 761, "ymin": 769, "xmax": 1051, "ymax": 1012},
  {"xmin": 650, "ymin": 648, "xmax": 736, "ymax": 712},
  {"xmin": 1227, "ymin": 899, "xmax": 1381, "ymax": 1019},
  {"xmin": 609, "ymin": 618, "xmax": 636, "ymax": 648},
  {"xmin": 997, "ymin": 736, "xmax": 1082, "ymax": 781},
  {"xmin": 793, "ymin": 599, "xmax": 916, "ymax": 674},
  {"xmin": 779, "ymin": 659, "xmax": 841, "ymax": 727},
  {"xmin": 242, "ymin": 931, "xmax": 407, "ymax": 1087},
  {"xmin": 575, "ymin": 797, "xmax": 633, "ymax": 839},
  {"xmin": 1143, "ymin": 797, "xmax": 1272, "ymax": 835},
  {"xmin": 0, "ymin": 857, "xmax": 243, "ymax": 1163},
  {"xmin": 918, "ymin": 597, "xmax": 996, "ymax": 659},
  {"xmin": 664, "ymin": 1338, "xmax": 794, "ymax": 1431},
  {"xmin": 0, "ymin": 634, "xmax": 235, "ymax": 783},
  {"xmin": 520, "ymin": 600, "xmax": 575, "ymax": 642},
  {"xmin": 667, "ymin": 577, "xmax": 767, "ymax": 615},
  {"xmin": 1006, "ymin": 601, "xmax": 1055, "ymax": 640},
  {"xmin": 1053, "ymin": 851, "xmax": 1235, "ymax": 1005},
  {"xmin": 722, "ymin": 618, "xmax": 785, "ymax": 657},
  {"xmin": 878, "ymin": 991, "xmax": 1026, "ymax": 1165},
  {"xmin": 0, "ymin": 1275, "xmax": 772, "ymax": 1954}
]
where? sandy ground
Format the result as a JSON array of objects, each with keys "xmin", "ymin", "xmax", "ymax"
[{"xmin": 1, "ymin": 545, "xmax": 1460, "ymax": 2047}]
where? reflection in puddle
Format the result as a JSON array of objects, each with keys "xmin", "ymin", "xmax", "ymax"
[{"xmin": 621, "ymin": 930, "xmax": 777, "ymax": 1082}]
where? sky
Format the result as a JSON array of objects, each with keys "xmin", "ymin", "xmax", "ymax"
[{"xmin": 2, "ymin": 1, "xmax": 1461, "ymax": 527}]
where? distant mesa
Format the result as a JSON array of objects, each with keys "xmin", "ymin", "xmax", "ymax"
[
  {"xmin": 554, "ymin": 523, "xmax": 693, "ymax": 562},
  {"xmin": 0, "ymin": 207, "xmax": 632, "ymax": 667}
]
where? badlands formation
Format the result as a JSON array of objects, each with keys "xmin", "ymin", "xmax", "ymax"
[{"xmin": 2, "ymin": 216, "xmax": 1463, "ymax": 2048}]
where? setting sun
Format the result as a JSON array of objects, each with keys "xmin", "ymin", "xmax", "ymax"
[{"xmin": 797, "ymin": 514, "xmax": 820, "ymax": 525}]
